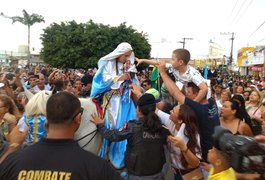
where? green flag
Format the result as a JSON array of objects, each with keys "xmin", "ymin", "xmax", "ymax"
[
  {"xmin": 150, "ymin": 66, "xmax": 158, "ymax": 89},
  {"xmin": 150, "ymin": 66, "xmax": 158, "ymax": 81}
]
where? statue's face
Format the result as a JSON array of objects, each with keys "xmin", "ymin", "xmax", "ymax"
[{"xmin": 117, "ymin": 50, "xmax": 132, "ymax": 64}]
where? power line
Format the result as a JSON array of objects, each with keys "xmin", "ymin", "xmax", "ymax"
[
  {"xmin": 247, "ymin": 20, "xmax": 265, "ymax": 40},
  {"xmin": 227, "ymin": 0, "xmax": 239, "ymax": 21},
  {"xmin": 259, "ymin": 37, "xmax": 265, "ymax": 43},
  {"xmin": 234, "ymin": 0, "xmax": 253, "ymax": 24},
  {"xmin": 229, "ymin": 0, "xmax": 247, "ymax": 25}
]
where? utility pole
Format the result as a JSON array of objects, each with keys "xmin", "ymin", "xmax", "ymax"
[
  {"xmin": 178, "ymin": 37, "xmax": 193, "ymax": 48},
  {"xmin": 220, "ymin": 32, "xmax": 235, "ymax": 66},
  {"xmin": 230, "ymin": 32, "xmax": 235, "ymax": 65}
]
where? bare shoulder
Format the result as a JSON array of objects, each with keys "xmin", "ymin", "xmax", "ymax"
[{"xmin": 240, "ymin": 121, "xmax": 254, "ymax": 136}]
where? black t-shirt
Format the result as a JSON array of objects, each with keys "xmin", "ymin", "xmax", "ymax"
[
  {"xmin": 0, "ymin": 139, "xmax": 122, "ymax": 180},
  {"xmin": 184, "ymin": 97, "xmax": 220, "ymax": 161}
]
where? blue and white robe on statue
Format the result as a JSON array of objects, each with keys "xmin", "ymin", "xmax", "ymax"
[{"xmin": 91, "ymin": 42, "xmax": 138, "ymax": 169}]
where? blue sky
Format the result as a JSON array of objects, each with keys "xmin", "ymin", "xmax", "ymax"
[{"xmin": 0, "ymin": 0, "xmax": 264, "ymax": 59}]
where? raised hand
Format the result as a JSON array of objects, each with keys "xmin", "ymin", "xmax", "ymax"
[
  {"xmin": 3, "ymin": 112, "xmax": 17, "ymax": 124},
  {"xmin": 158, "ymin": 61, "xmax": 167, "ymax": 74},
  {"xmin": 118, "ymin": 73, "xmax": 130, "ymax": 81},
  {"xmin": 131, "ymin": 83, "xmax": 142, "ymax": 97},
  {"xmin": 135, "ymin": 57, "xmax": 144, "ymax": 66},
  {"xmin": 168, "ymin": 135, "xmax": 187, "ymax": 151},
  {"xmin": 91, "ymin": 113, "xmax": 104, "ymax": 125}
]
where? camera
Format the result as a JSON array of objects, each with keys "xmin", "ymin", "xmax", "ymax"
[{"xmin": 213, "ymin": 126, "xmax": 265, "ymax": 174}]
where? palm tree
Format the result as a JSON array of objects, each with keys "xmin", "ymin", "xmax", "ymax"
[{"xmin": 1, "ymin": 10, "xmax": 45, "ymax": 65}]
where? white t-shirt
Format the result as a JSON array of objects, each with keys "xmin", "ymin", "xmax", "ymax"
[
  {"xmin": 157, "ymin": 110, "xmax": 201, "ymax": 170},
  {"xmin": 166, "ymin": 64, "xmax": 206, "ymax": 87},
  {"xmin": 166, "ymin": 64, "xmax": 211, "ymax": 99}
]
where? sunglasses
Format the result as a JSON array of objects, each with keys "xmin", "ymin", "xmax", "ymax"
[
  {"xmin": 80, "ymin": 107, "xmax": 84, "ymax": 115},
  {"xmin": 72, "ymin": 107, "xmax": 84, "ymax": 120}
]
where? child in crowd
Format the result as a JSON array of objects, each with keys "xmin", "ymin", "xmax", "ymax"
[
  {"xmin": 200, "ymin": 126, "xmax": 236, "ymax": 179},
  {"xmin": 136, "ymin": 48, "xmax": 208, "ymax": 102},
  {"xmin": 206, "ymin": 147, "xmax": 236, "ymax": 180}
]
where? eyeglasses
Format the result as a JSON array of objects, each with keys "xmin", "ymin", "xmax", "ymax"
[
  {"xmin": 72, "ymin": 107, "xmax": 84, "ymax": 120},
  {"xmin": 142, "ymin": 84, "xmax": 147, "ymax": 87}
]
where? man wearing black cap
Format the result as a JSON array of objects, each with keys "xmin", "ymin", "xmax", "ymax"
[{"xmin": 91, "ymin": 93, "xmax": 170, "ymax": 179}]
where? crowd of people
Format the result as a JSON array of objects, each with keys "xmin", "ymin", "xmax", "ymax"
[{"xmin": 0, "ymin": 42, "xmax": 265, "ymax": 180}]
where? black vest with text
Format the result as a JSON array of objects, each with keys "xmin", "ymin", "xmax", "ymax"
[{"xmin": 124, "ymin": 121, "xmax": 168, "ymax": 176}]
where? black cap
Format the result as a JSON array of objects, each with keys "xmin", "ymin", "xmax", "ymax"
[
  {"xmin": 137, "ymin": 93, "xmax": 155, "ymax": 107},
  {"xmin": 212, "ymin": 126, "xmax": 232, "ymax": 151}
]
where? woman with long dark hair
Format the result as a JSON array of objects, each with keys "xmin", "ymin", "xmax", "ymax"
[
  {"xmin": 156, "ymin": 104, "xmax": 201, "ymax": 180},
  {"xmin": 220, "ymin": 99, "xmax": 253, "ymax": 136},
  {"xmin": 91, "ymin": 93, "xmax": 169, "ymax": 180},
  {"xmin": 231, "ymin": 95, "xmax": 253, "ymax": 132}
]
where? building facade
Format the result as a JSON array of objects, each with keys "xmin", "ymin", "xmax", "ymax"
[{"xmin": 237, "ymin": 46, "xmax": 265, "ymax": 76}]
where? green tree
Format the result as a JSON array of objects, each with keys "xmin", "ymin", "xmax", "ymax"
[
  {"xmin": 1, "ymin": 10, "xmax": 45, "ymax": 64},
  {"xmin": 40, "ymin": 20, "xmax": 151, "ymax": 68}
]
